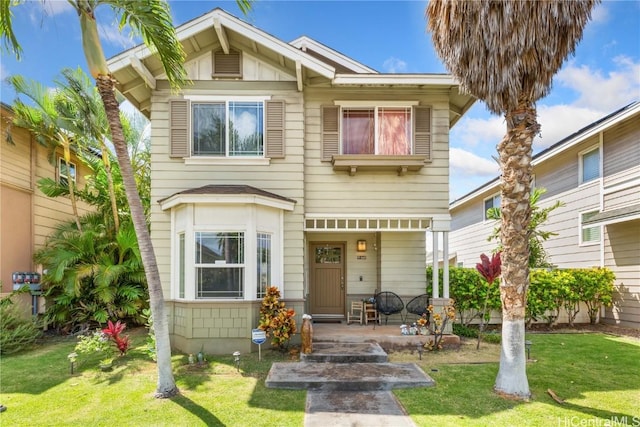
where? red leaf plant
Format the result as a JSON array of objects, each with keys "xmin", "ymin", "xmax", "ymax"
[
  {"xmin": 102, "ymin": 320, "xmax": 130, "ymax": 355},
  {"xmin": 475, "ymin": 252, "xmax": 501, "ymax": 349}
]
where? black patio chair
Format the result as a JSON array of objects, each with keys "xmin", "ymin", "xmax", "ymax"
[
  {"xmin": 405, "ymin": 294, "xmax": 430, "ymax": 326},
  {"xmin": 374, "ymin": 291, "xmax": 405, "ymax": 327}
]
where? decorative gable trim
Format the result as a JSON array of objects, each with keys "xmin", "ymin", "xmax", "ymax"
[
  {"xmin": 212, "ymin": 48, "xmax": 242, "ymax": 78},
  {"xmin": 169, "ymin": 99, "xmax": 190, "ymax": 158},
  {"xmin": 414, "ymin": 106, "xmax": 432, "ymax": 161},
  {"xmin": 265, "ymin": 100, "xmax": 285, "ymax": 159},
  {"xmin": 321, "ymin": 105, "xmax": 339, "ymax": 162}
]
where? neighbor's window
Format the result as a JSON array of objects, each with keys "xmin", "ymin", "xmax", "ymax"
[
  {"xmin": 342, "ymin": 107, "xmax": 411, "ymax": 155},
  {"xmin": 580, "ymin": 211, "xmax": 601, "ymax": 244},
  {"xmin": 580, "ymin": 146, "xmax": 600, "ymax": 184},
  {"xmin": 192, "ymin": 101, "xmax": 264, "ymax": 156},
  {"xmin": 58, "ymin": 158, "xmax": 76, "ymax": 185},
  {"xmin": 195, "ymin": 232, "xmax": 245, "ymax": 298},
  {"xmin": 484, "ymin": 194, "xmax": 501, "ymax": 221},
  {"xmin": 256, "ymin": 233, "xmax": 272, "ymax": 298}
]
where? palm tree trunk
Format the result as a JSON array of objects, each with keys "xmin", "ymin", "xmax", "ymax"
[
  {"xmin": 96, "ymin": 74, "xmax": 177, "ymax": 398},
  {"xmin": 102, "ymin": 149, "xmax": 120, "ymax": 234},
  {"xmin": 494, "ymin": 97, "xmax": 537, "ymax": 399}
]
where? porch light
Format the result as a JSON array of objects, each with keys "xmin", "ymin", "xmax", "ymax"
[{"xmin": 357, "ymin": 240, "xmax": 367, "ymax": 252}]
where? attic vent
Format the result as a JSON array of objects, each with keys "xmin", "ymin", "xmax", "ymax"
[{"xmin": 212, "ymin": 49, "xmax": 242, "ymax": 78}]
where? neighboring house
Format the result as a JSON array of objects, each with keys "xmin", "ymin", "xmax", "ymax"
[
  {"xmin": 0, "ymin": 102, "xmax": 94, "ymax": 312},
  {"xmin": 106, "ymin": 8, "xmax": 474, "ymax": 354},
  {"xmin": 450, "ymin": 102, "xmax": 640, "ymax": 328}
]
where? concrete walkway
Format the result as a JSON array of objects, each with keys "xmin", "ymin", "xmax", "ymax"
[{"xmin": 265, "ymin": 341, "xmax": 432, "ymax": 426}]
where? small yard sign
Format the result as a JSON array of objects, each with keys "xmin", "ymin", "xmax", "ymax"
[{"xmin": 252, "ymin": 328, "xmax": 267, "ymax": 360}]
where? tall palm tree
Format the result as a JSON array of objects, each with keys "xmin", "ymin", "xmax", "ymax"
[
  {"xmin": 2, "ymin": 0, "xmax": 252, "ymax": 398},
  {"xmin": 427, "ymin": 0, "xmax": 597, "ymax": 399}
]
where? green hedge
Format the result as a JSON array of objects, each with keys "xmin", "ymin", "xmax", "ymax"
[{"xmin": 426, "ymin": 267, "xmax": 615, "ymax": 327}]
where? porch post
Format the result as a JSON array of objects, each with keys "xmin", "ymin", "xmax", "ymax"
[
  {"xmin": 432, "ymin": 230, "xmax": 439, "ymax": 299},
  {"xmin": 443, "ymin": 231, "xmax": 449, "ymax": 299}
]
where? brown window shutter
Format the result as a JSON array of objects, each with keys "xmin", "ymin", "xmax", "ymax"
[
  {"xmin": 213, "ymin": 49, "xmax": 242, "ymax": 77},
  {"xmin": 169, "ymin": 99, "xmax": 190, "ymax": 158},
  {"xmin": 321, "ymin": 106, "xmax": 340, "ymax": 161},
  {"xmin": 414, "ymin": 106, "xmax": 432, "ymax": 160},
  {"xmin": 265, "ymin": 100, "xmax": 285, "ymax": 159}
]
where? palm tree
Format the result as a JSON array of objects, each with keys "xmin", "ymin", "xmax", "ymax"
[
  {"xmin": 427, "ymin": 0, "xmax": 597, "ymax": 399},
  {"xmin": 2, "ymin": 0, "xmax": 252, "ymax": 398}
]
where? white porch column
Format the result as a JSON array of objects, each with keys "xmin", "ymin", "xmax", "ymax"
[
  {"xmin": 432, "ymin": 230, "xmax": 439, "ymax": 299},
  {"xmin": 443, "ymin": 231, "xmax": 449, "ymax": 299}
]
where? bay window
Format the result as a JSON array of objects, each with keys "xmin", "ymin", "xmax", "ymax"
[{"xmin": 195, "ymin": 232, "xmax": 245, "ymax": 298}]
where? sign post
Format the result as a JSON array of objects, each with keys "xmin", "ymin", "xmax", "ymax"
[{"xmin": 251, "ymin": 328, "xmax": 267, "ymax": 361}]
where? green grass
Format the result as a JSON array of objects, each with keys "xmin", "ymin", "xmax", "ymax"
[
  {"xmin": 393, "ymin": 333, "xmax": 640, "ymax": 426},
  {"xmin": 0, "ymin": 330, "xmax": 305, "ymax": 426},
  {"xmin": 1, "ymin": 331, "xmax": 638, "ymax": 426}
]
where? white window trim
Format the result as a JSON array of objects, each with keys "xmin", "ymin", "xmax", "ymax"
[
  {"xmin": 58, "ymin": 157, "xmax": 76, "ymax": 183},
  {"xmin": 188, "ymin": 95, "xmax": 271, "ymax": 159},
  {"xmin": 578, "ymin": 209, "xmax": 601, "ymax": 246},
  {"xmin": 256, "ymin": 231, "xmax": 274, "ymax": 299},
  {"xmin": 483, "ymin": 193, "xmax": 500, "ymax": 222},
  {"xmin": 194, "ymin": 230, "xmax": 246, "ymax": 300},
  {"xmin": 334, "ymin": 100, "xmax": 420, "ymax": 107},
  {"xmin": 578, "ymin": 145, "xmax": 601, "ymax": 186}
]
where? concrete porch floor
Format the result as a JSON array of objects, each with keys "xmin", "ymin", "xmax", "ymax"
[{"xmin": 310, "ymin": 321, "xmax": 460, "ymax": 352}]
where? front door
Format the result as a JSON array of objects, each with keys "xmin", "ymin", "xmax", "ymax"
[{"xmin": 309, "ymin": 243, "xmax": 345, "ymax": 319}]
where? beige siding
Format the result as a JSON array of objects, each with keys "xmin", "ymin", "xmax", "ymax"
[
  {"xmin": 149, "ymin": 86, "xmax": 306, "ymax": 299},
  {"xmin": 183, "ymin": 50, "xmax": 296, "ymax": 82},
  {"xmin": 603, "ymin": 116, "xmax": 640, "ymax": 177},
  {"xmin": 603, "ymin": 220, "xmax": 640, "ymax": 327},
  {"xmin": 379, "ymin": 232, "xmax": 427, "ymax": 297},
  {"xmin": 303, "ymin": 88, "xmax": 452, "ymax": 215}
]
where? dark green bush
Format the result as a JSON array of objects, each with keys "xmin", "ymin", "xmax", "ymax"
[
  {"xmin": 482, "ymin": 332, "xmax": 502, "ymax": 344},
  {"xmin": 452, "ymin": 323, "xmax": 478, "ymax": 338},
  {"xmin": 0, "ymin": 301, "xmax": 42, "ymax": 354}
]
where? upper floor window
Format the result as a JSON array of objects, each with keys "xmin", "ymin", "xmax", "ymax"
[
  {"xmin": 342, "ymin": 107, "xmax": 411, "ymax": 155},
  {"xmin": 484, "ymin": 194, "xmax": 501, "ymax": 221},
  {"xmin": 192, "ymin": 101, "xmax": 264, "ymax": 157},
  {"xmin": 169, "ymin": 98, "xmax": 285, "ymax": 160},
  {"xmin": 580, "ymin": 211, "xmax": 601, "ymax": 245},
  {"xmin": 580, "ymin": 146, "xmax": 600, "ymax": 184},
  {"xmin": 58, "ymin": 158, "xmax": 76, "ymax": 185}
]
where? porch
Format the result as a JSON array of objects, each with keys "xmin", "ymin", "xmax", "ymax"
[{"xmin": 310, "ymin": 321, "xmax": 460, "ymax": 352}]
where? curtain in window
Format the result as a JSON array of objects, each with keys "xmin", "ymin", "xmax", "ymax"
[
  {"xmin": 378, "ymin": 108, "xmax": 411, "ymax": 155},
  {"xmin": 342, "ymin": 109, "xmax": 374, "ymax": 154}
]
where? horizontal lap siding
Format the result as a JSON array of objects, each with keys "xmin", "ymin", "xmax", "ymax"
[
  {"xmin": 0, "ymin": 124, "xmax": 31, "ymax": 188},
  {"xmin": 150, "ymin": 88, "xmax": 305, "ymax": 298},
  {"xmin": 603, "ymin": 117, "xmax": 640, "ymax": 177},
  {"xmin": 304, "ymin": 89, "xmax": 451, "ymax": 216},
  {"xmin": 603, "ymin": 220, "xmax": 640, "ymax": 327},
  {"xmin": 380, "ymin": 232, "xmax": 427, "ymax": 298}
]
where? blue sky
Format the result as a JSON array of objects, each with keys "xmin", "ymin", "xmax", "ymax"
[{"xmin": 2, "ymin": 0, "xmax": 639, "ymax": 200}]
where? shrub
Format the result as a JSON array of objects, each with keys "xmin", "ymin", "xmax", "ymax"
[
  {"xmin": 453, "ymin": 323, "xmax": 478, "ymax": 338},
  {"xmin": 0, "ymin": 301, "xmax": 42, "ymax": 355},
  {"xmin": 258, "ymin": 286, "xmax": 296, "ymax": 350},
  {"xmin": 527, "ymin": 269, "xmax": 563, "ymax": 327},
  {"xmin": 572, "ymin": 268, "xmax": 615, "ymax": 324}
]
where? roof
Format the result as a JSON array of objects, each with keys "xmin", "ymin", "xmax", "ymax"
[
  {"xmin": 582, "ymin": 204, "xmax": 640, "ymax": 227},
  {"xmin": 450, "ymin": 101, "xmax": 640, "ymax": 209},
  {"xmin": 158, "ymin": 184, "xmax": 297, "ymax": 211},
  {"xmin": 106, "ymin": 8, "xmax": 474, "ymax": 127}
]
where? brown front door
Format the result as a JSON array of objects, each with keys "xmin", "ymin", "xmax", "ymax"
[{"xmin": 309, "ymin": 243, "xmax": 345, "ymax": 319}]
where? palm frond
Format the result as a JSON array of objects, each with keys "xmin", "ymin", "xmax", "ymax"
[{"xmin": 0, "ymin": 0, "xmax": 23, "ymax": 59}]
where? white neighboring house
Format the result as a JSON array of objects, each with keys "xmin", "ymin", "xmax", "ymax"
[
  {"xmin": 449, "ymin": 102, "xmax": 640, "ymax": 328},
  {"xmin": 106, "ymin": 8, "xmax": 475, "ymax": 354}
]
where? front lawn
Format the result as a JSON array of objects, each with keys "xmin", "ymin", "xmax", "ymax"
[{"xmin": 1, "ymin": 330, "xmax": 638, "ymax": 426}]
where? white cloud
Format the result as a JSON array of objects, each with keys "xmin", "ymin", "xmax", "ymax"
[
  {"xmin": 0, "ymin": 63, "xmax": 8, "ymax": 80},
  {"xmin": 97, "ymin": 23, "xmax": 137, "ymax": 49},
  {"xmin": 555, "ymin": 57, "xmax": 640, "ymax": 112},
  {"xmin": 29, "ymin": 0, "xmax": 74, "ymax": 24},
  {"xmin": 450, "ymin": 114, "xmax": 504, "ymax": 148},
  {"xmin": 534, "ymin": 104, "xmax": 604, "ymax": 151},
  {"xmin": 382, "ymin": 57, "xmax": 407, "ymax": 73},
  {"xmin": 450, "ymin": 147, "xmax": 499, "ymax": 177},
  {"xmin": 589, "ymin": 3, "xmax": 610, "ymax": 25}
]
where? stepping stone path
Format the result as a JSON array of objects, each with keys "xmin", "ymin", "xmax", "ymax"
[{"xmin": 265, "ymin": 341, "xmax": 435, "ymax": 426}]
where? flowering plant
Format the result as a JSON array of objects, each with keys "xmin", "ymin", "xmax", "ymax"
[
  {"xmin": 476, "ymin": 252, "xmax": 501, "ymax": 349},
  {"xmin": 425, "ymin": 300, "xmax": 456, "ymax": 351}
]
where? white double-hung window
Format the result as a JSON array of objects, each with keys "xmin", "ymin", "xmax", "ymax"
[
  {"xmin": 195, "ymin": 232, "xmax": 245, "ymax": 298},
  {"xmin": 192, "ymin": 101, "xmax": 264, "ymax": 157}
]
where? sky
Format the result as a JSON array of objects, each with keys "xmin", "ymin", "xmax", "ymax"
[{"xmin": 1, "ymin": 0, "xmax": 639, "ymax": 201}]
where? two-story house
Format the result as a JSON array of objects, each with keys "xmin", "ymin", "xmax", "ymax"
[
  {"xmin": 449, "ymin": 102, "xmax": 640, "ymax": 328},
  {"xmin": 0, "ymin": 102, "xmax": 94, "ymax": 314},
  {"xmin": 106, "ymin": 8, "xmax": 474, "ymax": 354}
]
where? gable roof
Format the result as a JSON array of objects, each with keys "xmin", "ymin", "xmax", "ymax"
[
  {"xmin": 158, "ymin": 184, "xmax": 296, "ymax": 211},
  {"xmin": 450, "ymin": 101, "xmax": 640, "ymax": 209},
  {"xmin": 106, "ymin": 8, "xmax": 474, "ymax": 126}
]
